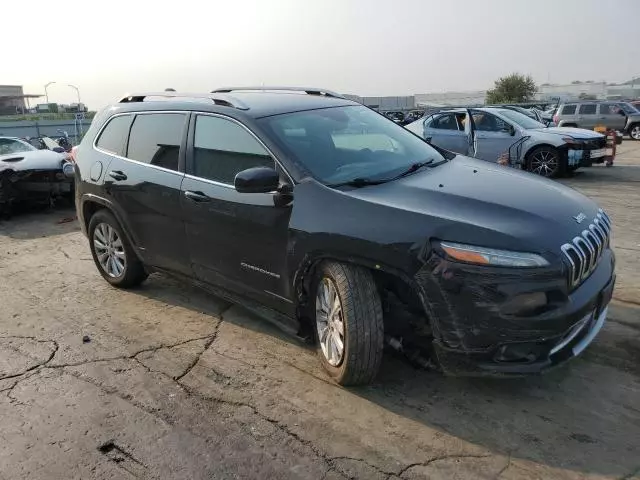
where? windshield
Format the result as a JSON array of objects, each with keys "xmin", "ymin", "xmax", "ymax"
[
  {"xmin": 0, "ymin": 138, "xmax": 37, "ymax": 156},
  {"xmin": 619, "ymin": 103, "xmax": 639, "ymax": 114},
  {"xmin": 258, "ymin": 105, "xmax": 444, "ymax": 185},
  {"xmin": 498, "ymin": 109, "xmax": 546, "ymax": 129}
]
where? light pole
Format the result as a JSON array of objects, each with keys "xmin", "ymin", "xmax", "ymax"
[
  {"xmin": 44, "ymin": 81, "xmax": 56, "ymax": 103},
  {"xmin": 67, "ymin": 84, "xmax": 81, "ymax": 108},
  {"xmin": 68, "ymin": 84, "xmax": 83, "ymax": 139}
]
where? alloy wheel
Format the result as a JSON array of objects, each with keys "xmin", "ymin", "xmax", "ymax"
[
  {"xmin": 315, "ymin": 278, "xmax": 345, "ymax": 366},
  {"xmin": 631, "ymin": 126, "xmax": 640, "ymax": 140},
  {"xmin": 530, "ymin": 150, "xmax": 559, "ymax": 177},
  {"xmin": 93, "ymin": 223, "xmax": 126, "ymax": 278}
]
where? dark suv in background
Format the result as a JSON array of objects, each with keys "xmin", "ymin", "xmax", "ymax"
[{"xmin": 73, "ymin": 87, "xmax": 615, "ymax": 385}]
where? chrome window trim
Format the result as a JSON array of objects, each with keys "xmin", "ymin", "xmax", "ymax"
[
  {"xmin": 189, "ymin": 111, "xmax": 295, "ymax": 187},
  {"xmin": 92, "ymin": 110, "xmax": 187, "ymax": 177}
]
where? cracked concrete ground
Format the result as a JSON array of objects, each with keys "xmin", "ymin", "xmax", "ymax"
[{"xmin": 1, "ymin": 143, "xmax": 639, "ymax": 479}]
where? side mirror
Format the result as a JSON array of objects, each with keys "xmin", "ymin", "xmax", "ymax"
[
  {"xmin": 62, "ymin": 162, "xmax": 75, "ymax": 179},
  {"xmin": 502, "ymin": 125, "xmax": 515, "ymax": 136},
  {"xmin": 234, "ymin": 167, "xmax": 280, "ymax": 194},
  {"xmin": 53, "ymin": 147, "xmax": 65, "ymax": 153}
]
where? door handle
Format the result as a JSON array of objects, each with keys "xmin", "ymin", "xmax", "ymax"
[
  {"xmin": 184, "ymin": 190, "xmax": 211, "ymax": 202},
  {"xmin": 108, "ymin": 170, "xmax": 127, "ymax": 181}
]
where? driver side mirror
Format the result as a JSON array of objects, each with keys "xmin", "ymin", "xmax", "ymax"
[
  {"xmin": 234, "ymin": 167, "xmax": 280, "ymax": 194},
  {"xmin": 502, "ymin": 124, "xmax": 516, "ymax": 136}
]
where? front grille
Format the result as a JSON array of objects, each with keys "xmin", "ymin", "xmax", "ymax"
[
  {"xmin": 561, "ymin": 209, "xmax": 612, "ymax": 289},
  {"xmin": 582, "ymin": 138, "xmax": 606, "ymax": 149}
]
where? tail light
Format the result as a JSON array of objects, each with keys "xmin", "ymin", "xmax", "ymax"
[
  {"xmin": 69, "ymin": 146, "xmax": 78, "ymax": 162},
  {"xmin": 553, "ymin": 114, "xmax": 559, "ymax": 124}
]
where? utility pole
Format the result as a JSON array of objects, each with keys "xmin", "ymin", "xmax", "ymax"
[{"xmin": 44, "ymin": 81, "xmax": 56, "ymax": 104}]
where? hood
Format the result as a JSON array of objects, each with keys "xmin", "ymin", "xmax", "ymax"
[
  {"xmin": 342, "ymin": 156, "xmax": 600, "ymax": 254},
  {"xmin": 530, "ymin": 126, "xmax": 604, "ymax": 139},
  {"xmin": 0, "ymin": 149, "xmax": 67, "ymax": 173}
]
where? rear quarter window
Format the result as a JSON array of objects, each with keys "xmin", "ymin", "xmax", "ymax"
[
  {"xmin": 95, "ymin": 115, "xmax": 134, "ymax": 155},
  {"xmin": 560, "ymin": 105, "xmax": 577, "ymax": 115}
]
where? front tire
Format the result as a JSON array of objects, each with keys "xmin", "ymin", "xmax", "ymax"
[
  {"xmin": 88, "ymin": 209, "xmax": 148, "ymax": 288},
  {"xmin": 312, "ymin": 262, "xmax": 384, "ymax": 386},
  {"xmin": 527, "ymin": 146, "xmax": 564, "ymax": 178},
  {"xmin": 628, "ymin": 123, "xmax": 640, "ymax": 141}
]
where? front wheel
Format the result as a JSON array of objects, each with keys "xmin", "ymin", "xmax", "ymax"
[
  {"xmin": 312, "ymin": 262, "xmax": 384, "ymax": 386},
  {"xmin": 527, "ymin": 146, "xmax": 563, "ymax": 178},
  {"xmin": 628, "ymin": 124, "xmax": 640, "ymax": 141}
]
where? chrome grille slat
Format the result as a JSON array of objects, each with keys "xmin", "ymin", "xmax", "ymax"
[{"xmin": 561, "ymin": 209, "xmax": 612, "ymax": 289}]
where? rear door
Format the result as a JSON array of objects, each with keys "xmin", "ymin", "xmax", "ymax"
[
  {"xmin": 423, "ymin": 112, "xmax": 470, "ymax": 154},
  {"xmin": 470, "ymin": 110, "xmax": 520, "ymax": 162},
  {"xmin": 577, "ymin": 104, "xmax": 598, "ymax": 129},
  {"xmin": 100, "ymin": 112, "xmax": 190, "ymax": 275},
  {"xmin": 181, "ymin": 113, "xmax": 294, "ymax": 314}
]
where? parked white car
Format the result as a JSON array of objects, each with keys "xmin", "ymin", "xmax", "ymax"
[
  {"xmin": 0, "ymin": 136, "xmax": 74, "ymax": 215},
  {"xmin": 405, "ymin": 107, "xmax": 607, "ymax": 178}
]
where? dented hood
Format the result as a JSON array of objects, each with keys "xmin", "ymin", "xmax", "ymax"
[
  {"xmin": 0, "ymin": 149, "xmax": 67, "ymax": 173},
  {"xmin": 343, "ymin": 156, "xmax": 599, "ymax": 253}
]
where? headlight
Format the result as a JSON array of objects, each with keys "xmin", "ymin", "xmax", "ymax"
[
  {"xmin": 439, "ymin": 241, "xmax": 549, "ymax": 267},
  {"xmin": 562, "ymin": 137, "xmax": 580, "ymax": 145}
]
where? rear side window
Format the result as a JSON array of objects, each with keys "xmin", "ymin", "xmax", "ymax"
[
  {"xmin": 95, "ymin": 115, "xmax": 133, "ymax": 155},
  {"xmin": 578, "ymin": 104, "xmax": 597, "ymax": 114},
  {"xmin": 192, "ymin": 115, "xmax": 274, "ymax": 184},
  {"xmin": 431, "ymin": 114, "xmax": 460, "ymax": 131},
  {"xmin": 561, "ymin": 105, "xmax": 577, "ymax": 115},
  {"xmin": 126, "ymin": 113, "xmax": 186, "ymax": 171}
]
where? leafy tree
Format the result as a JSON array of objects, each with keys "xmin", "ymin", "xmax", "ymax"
[{"xmin": 486, "ymin": 73, "xmax": 537, "ymax": 104}]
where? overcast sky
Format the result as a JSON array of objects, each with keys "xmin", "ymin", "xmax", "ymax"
[{"xmin": 6, "ymin": 0, "xmax": 639, "ymax": 109}]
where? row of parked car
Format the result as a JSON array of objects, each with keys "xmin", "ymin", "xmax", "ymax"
[{"xmin": 404, "ymin": 99, "xmax": 640, "ymax": 178}]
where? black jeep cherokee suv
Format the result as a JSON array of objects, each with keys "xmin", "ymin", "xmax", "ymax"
[{"xmin": 73, "ymin": 87, "xmax": 615, "ymax": 385}]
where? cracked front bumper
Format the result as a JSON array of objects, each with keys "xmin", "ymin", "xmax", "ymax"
[{"xmin": 416, "ymin": 250, "xmax": 615, "ymax": 376}]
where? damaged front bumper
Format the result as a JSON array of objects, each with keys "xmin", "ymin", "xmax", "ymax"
[
  {"xmin": 0, "ymin": 169, "xmax": 73, "ymax": 212},
  {"xmin": 416, "ymin": 250, "xmax": 615, "ymax": 376},
  {"xmin": 564, "ymin": 138, "xmax": 608, "ymax": 168}
]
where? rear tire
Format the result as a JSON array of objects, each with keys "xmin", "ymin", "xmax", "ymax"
[
  {"xmin": 527, "ymin": 146, "xmax": 564, "ymax": 178},
  {"xmin": 88, "ymin": 209, "xmax": 148, "ymax": 288},
  {"xmin": 311, "ymin": 262, "xmax": 384, "ymax": 386},
  {"xmin": 628, "ymin": 123, "xmax": 640, "ymax": 141}
]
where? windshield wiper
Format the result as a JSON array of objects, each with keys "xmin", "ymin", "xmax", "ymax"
[
  {"xmin": 327, "ymin": 177, "xmax": 386, "ymax": 188},
  {"xmin": 390, "ymin": 160, "xmax": 434, "ymax": 180},
  {"xmin": 327, "ymin": 160, "xmax": 435, "ymax": 189}
]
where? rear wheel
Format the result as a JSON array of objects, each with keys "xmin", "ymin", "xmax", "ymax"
[
  {"xmin": 88, "ymin": 210, "xmax": 148, "ymax": 288},
  {"xmin": 527, "ymin": 146, "xmax": 563, "ymax": 178},
  {"xmin": 312, "ymin": 262, "xmax": 384, "ymax": 386},
  {"xmin": 628, "ymin": 123, "xmax": 640, "ymax": 141}
]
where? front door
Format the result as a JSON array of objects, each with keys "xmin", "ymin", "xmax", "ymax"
[
  {"xmin": 600, "ymin": 103, "xmax": 627, "ymax": 130},
  {"xmin": 470, "ymin": 110, "xmax": 520, "ymax": 162},
  {"xmin": 100, "ymin": 112, "xmax": 190, "ymax": 275},
  {"xmin": 181, "ymin": 113, "xmax": 294, "ymax": 314}
]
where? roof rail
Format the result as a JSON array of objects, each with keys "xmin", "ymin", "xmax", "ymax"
[
  {"xmin": 211, "ymin": 86, "xmax": 344, "ymax": 99},
  {"xmin": 118, "ymin": 92, "xmax": 249, "ymax": 110}
]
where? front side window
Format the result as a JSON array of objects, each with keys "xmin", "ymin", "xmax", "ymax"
[
  {"xmin": 472, "ymin": 112, "xmax": 508, "ymax": 132},
  {"xmin": 579, "ymin": 104, "xmax": 597, "ymax": 114},
  {"xmin": 192, "ymin": 115, "xmax": 274, "ymax": 184},
  {"xmin": 96, "ymin": 115, "xmax": 134, "ymax": 155},
  {"xmin": 0, "ymin": 138, "xmax": 37, "ymax": 155},
  {"xmin": 259, "ymin": 105, "xmax": 444, "ymax": 185},
  {"xmin": 126, "ymin": 113, "xmax": 186, "ymax": 171}
]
